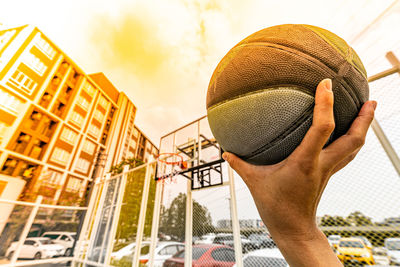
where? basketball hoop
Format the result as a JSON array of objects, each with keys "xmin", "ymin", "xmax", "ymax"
[
  {"xmin": 157, "ymin": 153, "xmax": 188, "ymax": 169},
  {"xmin": 156, "ymin": 153, "xmax": 188, "ymax": 184}
]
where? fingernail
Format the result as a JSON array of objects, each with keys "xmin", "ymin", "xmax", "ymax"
[
  {"xmin": 372, "ymin": 101, "xmax": 377, "ymax": 110},
  {"xmin": 322, "ymin": 78, "xmax": 332, "ymax": 91},
  {"xmin": 222, "ymin": 153, "xmax": 228, "ymax": 161}
]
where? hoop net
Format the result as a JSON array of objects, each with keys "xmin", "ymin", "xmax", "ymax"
[{"xmin": 156, "ymin": 153, "xmax": 188, "ymax": 184}]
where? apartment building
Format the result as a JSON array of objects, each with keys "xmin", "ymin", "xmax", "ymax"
[{"xmin": 0, "ymin": 25, "xmax": 158, "ymax": 208}]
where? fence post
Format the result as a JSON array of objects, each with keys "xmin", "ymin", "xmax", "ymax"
[
  {"xmin": 148, "ymin": 180, "xmax": 163, "ymax": 267},
  {"xmin": 228, "ymin": 166, "xmax": 243, "ymax": 267},
  {"xmin": 10, "ymin": 195, "xmax": 43, "ymax": 265},
  {"xmin": 184, "ymin": 176, "xmax": 193, "ymax": 267},
  {"xmin": 104, "ymin": 165, "xmax": 129, "ymax": 265},
  {"xmin": 132, "ymin": 159, "xmax": 154, "ymax": 267},
  {"xmin": 371, "ymin": 119, "xmax": 400, "ymax": 176}
]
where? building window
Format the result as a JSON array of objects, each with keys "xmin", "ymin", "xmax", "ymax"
[
  {"xmin": 93, "ymin": 109, "xmax": 105, "ymax": 123},
  {"xmin": 24, "ymin": 52, "xmax": 48, "ymax": 76},
  {"xmin": 0, "ymin": 122, "xmax": 7, "ymax": 145},
  {"xmin": 41, "ymin": 169, "xmax": 62, "ymax": 187},
  {"xmin": 82, "ymin": 81, "xmax": 96, "ymax": 97},
  {"xmin": 82, "ymin": 139, "xmax": 96, "ymax": 155},
  {"xmin": 0, "ymin": 89, "xmax": 22, "ymax": 115},
  {"xmin": 34, "ymin": 34, "xmax": 56, "ymax": 60},
  {"xmin": 75, "ymin": 158, "xmax": 90, "ymax": 173},
  {"xmin": 88, "ymin": 124, "xmax": 100, "ymax": 138},
  {"xmin": 133, "ymin": 127, "xmax": 139, "ymax": 138},
  {"xmin": 50, "ymin": 147, "xmax": 70, "ymax": 165},
  {"xmin": 69, "ymin": 111, "xmax": 84, "ymax": 127},
  {"xmin": 98, "ymin": 95, "xmax": 108, "ymax": 109},
  {"xmin": 9, "ymin": 69, "xmax": 37, "ymax": 94},
  {"xmin": 60, "ymin": 127, "xmax": 78, "ymax": 145},
  {"xmin": 77, "ymin": 95, "xmax": 90, "ymax": 111},
  {"xmin": 65, "ymin": 177, "xmax": 83, "ymax": 193},
  {"xmin": 0, "ymin": 30, "xmax": 16, "ymax": 52}
]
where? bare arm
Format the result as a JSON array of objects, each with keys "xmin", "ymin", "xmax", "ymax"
[{"xmin": 223, "ymin": 79, "xmax": 376, "ymax": 267}]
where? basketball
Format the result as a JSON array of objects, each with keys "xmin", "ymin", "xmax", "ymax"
[{"xmin": 206, "ymin": 24, "xmax": 369, "ymax": 165}]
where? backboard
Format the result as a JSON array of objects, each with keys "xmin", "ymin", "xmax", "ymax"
[{"xmin": 156, "ymin": 116, "xmax": 224, "ymax": 190}]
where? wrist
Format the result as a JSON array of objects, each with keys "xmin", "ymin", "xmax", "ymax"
[{"xmin": 270, "ymin": 227, "xmax": 342, "ymax": 267}]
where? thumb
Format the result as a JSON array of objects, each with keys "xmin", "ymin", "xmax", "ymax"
[{"xmin": 223, "ymin": 152, "xmax": 252, "ymax": 181}]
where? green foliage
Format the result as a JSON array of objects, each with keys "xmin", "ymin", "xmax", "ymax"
[
  {"xmin": 112, "ymin": 159, "xmax": 156, "ymax": 244},
  {"xmin": 346, "ymin": 211, "xmax": 373, "ymax": 226},
  {"xmin": 110, "ymin": 157, "xmax": 145, "ymax": 175},
  {"xmin": 159, "ymin": 193, "xmax": 215, "ymax": 241},
  {"xmin": 321, "ymin": 215, "xmax": 351, "ymax": 226}
]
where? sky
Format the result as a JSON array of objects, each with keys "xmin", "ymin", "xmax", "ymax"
[{"xmin": 2, "ymin": 0, "xmax": 400, "ymax": 223}]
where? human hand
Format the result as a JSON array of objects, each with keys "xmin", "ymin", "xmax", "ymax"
[{"xmin": 223, "ymin": 79, "xmax": 376, "ymax": 266}]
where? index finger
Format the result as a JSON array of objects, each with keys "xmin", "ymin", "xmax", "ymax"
[{"xmin": 291, "ymin": 79, "xmax": 335, "ymax": 161}]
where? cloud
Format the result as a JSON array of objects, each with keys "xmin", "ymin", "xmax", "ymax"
[{"xmin": 90, "ymin": 4, "xmax": 171, "ymax": 78}]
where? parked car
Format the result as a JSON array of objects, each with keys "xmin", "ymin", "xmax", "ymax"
[
  {"xmin": 195, "ymin": 234, "xmax": 216, "ymax": 245},
  {"xmin": 234, "ymin": 248, "xmax": 288, "ymax": 267},
  {"xmin": 385, "ymin": 237, "xmax": 400, "ymax": 265},
  {"xmin": 353, "ymin": 236, "xmax": 373, "ymax": 251},
  {"xmin": 372, "ymin": 247, "xmax": 390, "ymax": 265},
  {"xmin": 247, "ymin": 233, "xmax": 275, "ymax": 249},
  {"xmin": 111, "ymin": 241, "xmax": 151, "ymax": 261},
  {"xmin": 41, "ymin": 231, "xmax": 76, "ymax": 256},
  {"xmin": 213, "ymin": 234, "xmax": 252, "ymax": 253},
  {"xmin": 327, "ymin": 235, "xmax": 341, "ymax": 247},
  {"xmin": 6, "ymin": 237, "xmax": 65, "ymax": 260},
  {"xmin": 163, "ymin": 244, "xmax": 235, "ymax": 267},
  {"xmin": 335, "ymin": 237, "xmax": 375, "ymax": 265},
  {"xmin": 117, "ymin": 242, "xmax": 184, "ymax": 267}
]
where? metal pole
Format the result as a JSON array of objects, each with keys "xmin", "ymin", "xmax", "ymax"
[
  {"xmin": 104, "ymin": 165, "xmax": 129, "ymax": 265},
  {"xmin": 85, "ymin": 173, "xmax": 110, "ymax": 263},
  {"xmin": 10, "ymin": 195, "xmax": 43, "ymax": 265},
  {"xmin": 132, "ymin": 160, "xmax": 154, "ymax": 267},
  {"xmin": 228, "ymin": 166, "xmax": 243, "ymax": 267},
  {"xmin": 184, "ymin": 177, "xmax": 193, "ymax": 267},
  {"xmin": 371, "ymin": 119, "xmax": 400, "ymax": 176},
  {"xmin": 367, "ymin": 51, "xmax": 400, "ymax": 177},
  {"xmin": 148, "ymin": 180, "xmax": 163, "ymax": 267}
]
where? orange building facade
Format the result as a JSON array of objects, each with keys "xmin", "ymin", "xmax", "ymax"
[{"xmin": 0, "ymin": 25, "xmax": 158, "ymax": 206}]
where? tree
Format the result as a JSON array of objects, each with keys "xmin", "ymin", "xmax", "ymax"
[
  {"xmin": 346, "ymin": 211, "xmax": 373, "ymax": 226},
  {"xmin": 320, "ymin": 215, "xmax": 350, "ymax": 226},
  {"xmin": 159, "ymin": 193, "xmax": 215, "ymax": 241},
  {"xmin": 111, "ymin": 158, "xmax": 157, "ymax": 242}
]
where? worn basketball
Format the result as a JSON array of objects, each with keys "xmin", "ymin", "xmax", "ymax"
[{"xmin": 206, "ymin": 24, "xmax": 369, "ymax": 165}]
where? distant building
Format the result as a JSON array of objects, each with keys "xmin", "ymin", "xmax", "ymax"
[
  {"xmin": 216, "ymin": 219, "xmax": 264, "ymax": 229},
  {"xmin": 0, "ymin": 25, "xmax": 158, "ymax": 208}
]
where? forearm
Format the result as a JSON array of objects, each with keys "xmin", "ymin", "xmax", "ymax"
[{"xmin": 270, "ymin": 226, "xmax": 343, "ymax": 267}]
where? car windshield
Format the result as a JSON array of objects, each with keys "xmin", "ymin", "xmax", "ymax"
[
  {"xmin": 39, "ymin": 239, "xmax": 55, "ymax": 245},
  {"xmin": 244, "ymin": 256, "xmax": 287, "ymax": 266},
  {"xmin": 175, "ymin": 247, "xmax": 207, "ymax": 260},
  {"xmin": 339, "ymin": 241, "xmax": 364, "ymax": 248},
  {"xmin": 329, "ymin": 236, "xmax": 340, "ymax": 240},
  {"xmin": 42, "ymin": 234, "xmax": 59, "ymax": 240},
  {"xmin": 386, "ymin": 241, "xmax": 400, "ymax": 250}
]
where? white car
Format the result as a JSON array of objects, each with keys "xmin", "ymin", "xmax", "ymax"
[
  {"xmin": 327, "ymin": 235, "xmax": 341, "ymax": 247},
  {"xmin": 6, "ymin": 237, "xmax": 65, "ymax": 260},
  {"xmin": 41, "ymin": 231, "xmax": 76, "ymax": 256},
  {"xmin": 385, "ymin": 237, "xmax": 400, "ymax": 265},
  {"xmin": 372, "ymin": 247, "xmax": 390, "ymax": 265},
  {"xmin": 195, "ymin": 233, "xmax": 216, "ymax": 244},
  {"xmin": 111, "ymin": 241, "xmax": 184, "ymax": 267},
  {"xmin": 234, "ymin": 248, "xmax": 288, "ymax": 266}
]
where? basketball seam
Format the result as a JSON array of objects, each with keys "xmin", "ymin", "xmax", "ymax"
[
  {"xmin": 242, "ymin": 105, "xmax": 314, "ymax": 160},
  {"xmin": 208, "ymin": 42, "xmax": 361, "ymax": 110},
  {"xmin": 301, "ymin": 24, "xmax": 367, "ymax": 78},
  {"xmin": 207, "ymin": 86, "xmax": 313, "ymax": 112}
]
